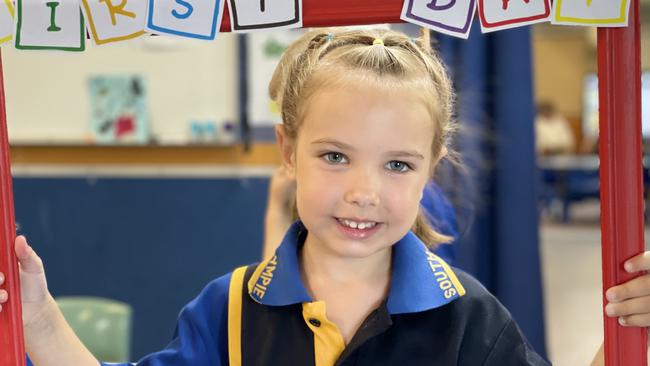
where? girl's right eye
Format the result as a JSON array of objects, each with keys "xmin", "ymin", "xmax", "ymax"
[{"xmin": 322, "ymin": 152, "xmax": 348, "ymax": 164}]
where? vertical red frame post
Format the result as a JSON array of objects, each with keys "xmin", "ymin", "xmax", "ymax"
[
  {"xmin": 0, "ymin": 50, "xmax": 25, "ymax": 365},
  {"xmin": 597, "ymin": 0, "xmax": 646, "ymax": 365}
]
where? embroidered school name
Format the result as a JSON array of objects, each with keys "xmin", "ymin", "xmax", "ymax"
[
  {"xmin": 252, "ymin": 256, "xmax": 278, "ymax": 299},
  {"xmin": 426, "ymin": 251, "xmax": 458, "ymax": 299}
]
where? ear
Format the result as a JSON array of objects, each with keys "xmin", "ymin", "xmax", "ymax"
[{"xmin": 275, "ymin": 124, "xmax": 296, "ymax": 177}]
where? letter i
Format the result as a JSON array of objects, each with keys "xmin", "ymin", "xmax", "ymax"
[{"xmin": 46, "ymin": 1, "xmax": 61, "ymax": 32}]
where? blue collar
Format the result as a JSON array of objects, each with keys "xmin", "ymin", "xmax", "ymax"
[{"xmin": 247, "ymin": 221, "xmax": 465, "ymax": 314}]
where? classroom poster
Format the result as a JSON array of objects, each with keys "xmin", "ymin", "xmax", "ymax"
[
  {"xmin": 248, "ymin": 28, "xmax": 303, "ymax": 127},
  {"xmin": 88, "ymin": 75, "xmax": 150, "ymax": 144},
  {"xmin": 81, "ymin": 0, "xmax": 147, "ymax": 45}
]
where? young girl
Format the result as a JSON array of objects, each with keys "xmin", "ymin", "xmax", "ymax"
[{"xmin": 1, "ymin": 28, "xmax": 649, "ymax": 366}]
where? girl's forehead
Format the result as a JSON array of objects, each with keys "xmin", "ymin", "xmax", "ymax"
[{"xmin": 298, "ymin": 86, "xmax": 434, "ymax": 148}]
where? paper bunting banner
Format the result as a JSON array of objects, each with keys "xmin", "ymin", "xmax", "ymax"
[
  {"xmin": 0, "ymin": 0, "xmax": 14, "ymax": 45},
  {"xmin": 227, "ymin": 0, "xmax": 302, "ymax": 32},
  {"xmin": 478, "ymin": 0, "xmax": 550, "ymax": 33},
  {"xmin": 81, "ymin": 0, "xmax": 147, "ymax": 45},
  {"xmin": 15, "ymin": 0, "xmax": 85, "ymax": 51},
  {"xmin": 400, "ymin": 0, "xmax": 477, "ymax": 39},
  {"xmin": 145, "ymin": 0, "xmax": 225, "ymax": 40},
  {"xmin": 552, "ymin": 0, "xmax": 630, "ymax": 27},
  {"xmin": 0, "ymin": 0, "xmax": 638, "ymax": 51}
]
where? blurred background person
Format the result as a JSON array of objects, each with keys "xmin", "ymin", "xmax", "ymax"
[{"xmin": 535, "ymin": 101, "xmax": 575, "ymax": 155}]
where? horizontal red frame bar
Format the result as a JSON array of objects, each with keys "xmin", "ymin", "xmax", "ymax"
[{"xmin": 219, "ymin": 0, "xmax": 404, "ymax": 32}]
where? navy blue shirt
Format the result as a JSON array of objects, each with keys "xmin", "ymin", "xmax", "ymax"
[{"xmin": 28, "ymin": 221, "xmax": 548, "ymax": 365}]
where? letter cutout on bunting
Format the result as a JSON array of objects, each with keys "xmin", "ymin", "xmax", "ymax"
[
  {"xmin": 227, "ymin": 0, "xmax": 302, "ymax": 32},
  {"xmin": 400, "ymin": 0, "xmax": 476, "ymax": 39},
  {"xmin": 15, "ymin": 0, "xmax": 85, "ymax": 51},
  {"xmin": 145, "ymin": 0, "xmax": 224, "ymax": 40},
  {"xmin": 478, "ymin": 0, "xmax": 550, "ymax": 33},
  {"xmin": 0, "ymin": 0, "xmax": 14, "ymax": 44},
  {"xmin": 552, "ymin": 0, "xmax": 630, "ymax": 27},
  {"xmin": 81, "ymin": 0, "xmax": 147, "ymax": 45}
]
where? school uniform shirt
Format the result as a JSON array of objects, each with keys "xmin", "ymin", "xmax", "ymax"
[{"xmin": 36, "ymin": 221, "xmax": 549, "ymax": 366}]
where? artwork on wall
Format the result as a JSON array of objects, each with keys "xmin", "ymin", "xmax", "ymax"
[{"xmin": 88, "ymin": 75, "xmax": 150, "ymax": 144}]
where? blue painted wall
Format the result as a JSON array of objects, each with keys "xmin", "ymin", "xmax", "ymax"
[{"xmin": 13, "ymin": 177, "xmax": 269, "ymax": 360}]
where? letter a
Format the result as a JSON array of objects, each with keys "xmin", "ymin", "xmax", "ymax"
[
  {"xmin": 172, "ymin": 0, "xmax": 193, "ymax": 19},
  {"xmin": 502, "ymin": 0, "xmax": 531, "ymax": 10},
  {"xmin": 99, "ymin": 0, "xmax": 136, "ymax": 26},
  {"xmin": 426, "ymin": 0, "xmax": 456, "ymax": 11}
]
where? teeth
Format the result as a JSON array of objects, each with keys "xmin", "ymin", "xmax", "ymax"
[{"xmin": 338, "ymin": 218, "xmax": 377, "ymax": 230}]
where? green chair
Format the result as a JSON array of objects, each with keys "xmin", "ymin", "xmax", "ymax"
[{"xmin": 56, "ymin": 296, "xmax": 133, "ymax": 363}]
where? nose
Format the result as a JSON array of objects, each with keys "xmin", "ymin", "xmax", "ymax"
[{"xmin": 343, "ymin": 168, "xmax": 380, "ymax": 207}]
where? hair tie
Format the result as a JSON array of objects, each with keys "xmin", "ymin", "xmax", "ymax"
[
  {"xmin": 372, "ymin": 38, "xmax": 384, "ymax": 46},
  {"xmin": 326, "ymin": 32, "xmax": 334, "ymax": 42}
]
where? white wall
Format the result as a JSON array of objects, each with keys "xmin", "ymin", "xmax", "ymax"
[{"xmin": 2, "ymin": 34, "xmax": 238, "ymax": 145}]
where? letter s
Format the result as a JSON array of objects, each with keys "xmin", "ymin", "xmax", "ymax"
[
  {"xmin": 172, "ymin": 0, "xmax": 193, "ymax": 19},
  {"xmin": 444, "ymin": 288, "xmax": 457, "ymax": 299}
]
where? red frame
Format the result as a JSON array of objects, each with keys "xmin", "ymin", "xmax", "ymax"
[
  {"xmin": 597, "ymin": 0, "xmax": 646, "ymax": 365},
  {"xmin": 0, "ymin": 1, "xmax": 644, "ymax": 365}
]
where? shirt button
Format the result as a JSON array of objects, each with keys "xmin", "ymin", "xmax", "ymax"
[{"xmin": 309, "ymin": 318, "xmax": 322, "ymax": 327}]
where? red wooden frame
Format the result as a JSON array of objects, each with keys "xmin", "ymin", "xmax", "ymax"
[
  {"xmin": 0, "ymin": 48, "xmax": 24, "ymax": 366},
  {"xmin": 597, "ymin": 0, "xmax": 646, "ymax": 365},
  {"xmin": 0, "ymin": 1, "xmax": 644, "ymax": 365}
]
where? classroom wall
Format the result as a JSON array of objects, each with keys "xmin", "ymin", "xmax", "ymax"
[
  {"xmin": 532, "ymin": 16, "xmax": 650, "ymax": 122},
  {"xmin": 12, "ymin": 174, "xmax": 270, "ymax": 360},
  {"xmin": 2, "ymin": 34, "xmax": 239, "ymax": 145}
]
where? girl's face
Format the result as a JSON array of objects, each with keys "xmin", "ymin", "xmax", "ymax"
[{"xmin": 279, "ymin": 84, "xmax": 434, "ymax": 259}]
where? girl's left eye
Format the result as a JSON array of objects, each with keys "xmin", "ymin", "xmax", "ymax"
[
  {"xmin": 322, "ymin": 152, "xmax": 348, "ymax": 164},
  {"xmin": 386, "ymin": 161, "xmax": 411, "ymax": 173}
]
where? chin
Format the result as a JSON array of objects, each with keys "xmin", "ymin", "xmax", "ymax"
[{"xmin": 325, "ymin": 238, "xmax": 393, "ymax": 259}]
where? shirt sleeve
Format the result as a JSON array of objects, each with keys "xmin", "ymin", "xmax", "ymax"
[
  {"xmin": 482, "ymin": 319, "xmax": 551, "ymax": 366},
  {"xmin": 27, "ymin": 272, "xmax": 232, "ymax": 366},
  {"xmin": 127, "ymin": 272, "xmax": 232, "ymax": 366}
]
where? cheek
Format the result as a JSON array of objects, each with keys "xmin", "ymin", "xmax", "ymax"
[
  {"xmin": 383, "ymin": 178, "xmax": 426, "ymax": 215},
  {"xmin": 294, "ymin": 162, "xmax": 342, "ymax": 216}
]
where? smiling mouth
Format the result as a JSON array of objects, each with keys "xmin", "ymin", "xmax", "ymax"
[{"xmin": 336, "ymin": 218, "xmax": 379, "ymax": 230}]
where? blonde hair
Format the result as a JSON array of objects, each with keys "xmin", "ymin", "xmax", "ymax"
[{"xmin": 270, "ymin": 27, "xmax": 456, "ymax": 247}]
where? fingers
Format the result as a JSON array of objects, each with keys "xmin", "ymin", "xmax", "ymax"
[
  {"xmin": 606, "ymin": 273, "xmax": 650, "ymax": 302},
  {"xmin": 616, "ymin": 313, "xmax": 650, "ymax": 327},
  {"xmin": 606, "ymin": 296, "xmax": 650, "ymax": 318},
  {"xmin": 622, "ymin": 252, "xmax": 650, "ymax": 272},
  {"xmin": 14, "ymin": 236, "xmax": 44, "ymax": 274}
]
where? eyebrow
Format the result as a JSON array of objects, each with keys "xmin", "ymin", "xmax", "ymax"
[
  {"xmin": 311, "ymin": 138, "xmax": 424, "ymax": 160},
  {"xmin": 311, "ymin": 138, "xmax": 355, "ymax": 151},
  {"xmin": 386, "ymin": 150, "xmax": 425, "ymax": 160}
]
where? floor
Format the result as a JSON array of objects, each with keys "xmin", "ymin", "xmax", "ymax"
[{"xmin": 541, "ymin": 200, "xmax": 649, "ymax": 365}]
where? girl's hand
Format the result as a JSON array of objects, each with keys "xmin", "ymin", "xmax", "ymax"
[
  {"xmin": 604, "ymin": 251, "xmax": 650, "ymax": 327},
  {"xmin": 263, "ymin": 166, "xmax": 296, "ymax": 259},
  {"xmin": 268, "ymin": 165, "xmax": 296, "ymax": 216},
  {"xmin": 0, "ymin": 236, "xmax": 53, "ymax": 327}
]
